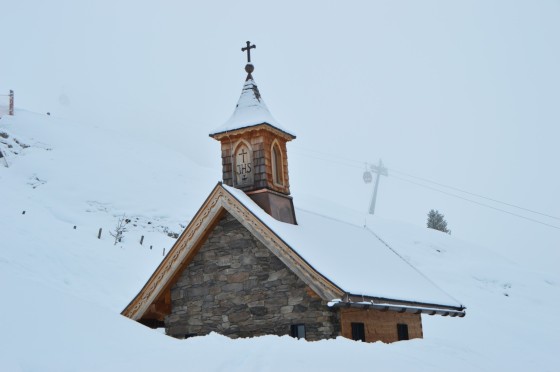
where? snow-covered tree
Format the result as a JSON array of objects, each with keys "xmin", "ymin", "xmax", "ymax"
[{"xmin": 427, "ymin": 209, "xmax": 451, "ymax": 234}]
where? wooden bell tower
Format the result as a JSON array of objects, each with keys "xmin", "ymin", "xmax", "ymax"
[{"xmin": 210, "ymin": 42, "xmax": 297, "ymax": 224}]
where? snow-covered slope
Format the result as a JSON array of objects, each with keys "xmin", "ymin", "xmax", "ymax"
[{"xmin": 0, "ymin": 110, "xmax": 558, "ymax": 371}]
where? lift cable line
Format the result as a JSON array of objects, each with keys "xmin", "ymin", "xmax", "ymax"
[
  {"xmin": 289, "ymin": 146, "xmax": 560, "ymax": 226},
  {"xmin": 389, "ymin": 168, "xmax": 560, "ymax": 221},
  {"xmin": 391, "ymin": 174, "xmax": 560, "ymax": 231}
]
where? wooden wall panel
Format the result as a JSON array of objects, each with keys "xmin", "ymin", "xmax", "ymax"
[
  {"xmin": 216, "ymin": 128, "xmax": 292, "ymax": 195},
  {"xmin": 340, "ymin": 308, "xmax": 423, "ymax": 343}
]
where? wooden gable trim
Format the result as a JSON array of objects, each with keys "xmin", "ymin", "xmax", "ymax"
[
  {"xmin": 122, "ymin": 183, "xmax": 344, "ymax": 321},
  {"xmin": 122, "ymin": 183, "xmax": 226, "ymax": 320},
  {"xmin": 220, "ymin": 187, "xmax": 344, "ymax": 302},
  {"xmin": 139, "ymin": 209, "xmax": 228, "ymax": 323}
]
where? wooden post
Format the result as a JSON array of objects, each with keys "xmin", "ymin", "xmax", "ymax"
[
  {"xmin": 163, "ymin": 248, "xmax": 165, "ymax": 256},
  {"xmin": 140, "ymin": 235, "xmax": 144, "ymax": 245},
  {"xmin": 150, "ymin": 245, "xmax": 152, "ymax": 250},
  {"xmin": 98, "ymin": 228, "xmax": 102, "ymax": 239},
  {"xmin": 9, "ymin": 90, "xmax": 14, "ymax": 116}
]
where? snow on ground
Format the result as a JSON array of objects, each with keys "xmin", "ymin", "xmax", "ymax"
[{"xmin": 0, "ymin": 110, "xmax": 558, "ymax": 371}]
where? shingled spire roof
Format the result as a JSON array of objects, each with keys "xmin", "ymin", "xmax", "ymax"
[{"xmin": 209, "ymin": 64, "xmax": 296, "ymax": 139}]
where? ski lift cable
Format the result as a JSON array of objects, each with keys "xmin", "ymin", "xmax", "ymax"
[
  {"xmin": 390, "ymin": 174, "xmax": 560, "ymax": 231},
  {"xmin": 389, "ymin": 168, "xmax": 560, "ymax": 221},
  {"xmin": 290, "ymin": 147, "xmax": 560, "ymax": 222}
]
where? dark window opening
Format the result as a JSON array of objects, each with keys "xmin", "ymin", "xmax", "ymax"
[
  {"xmin": 351, "ymin": 322, "xmax": 366, "ymax": 342},
  {"xmin": 290, "ymin": 324, "xmax": 306, "ymax": 339},
  {"xmin": 397, "ymin": 323, "xmax": 409, "ymax": 341}
]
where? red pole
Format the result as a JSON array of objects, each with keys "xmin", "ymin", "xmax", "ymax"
[{"xmin": 9, "ymin": 90, "xmax": 14, "ymax": 116}]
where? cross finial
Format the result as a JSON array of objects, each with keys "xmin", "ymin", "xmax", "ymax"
[{"xmin": 241, "ymin": 41, "xmax": 256, "ymax": 63}]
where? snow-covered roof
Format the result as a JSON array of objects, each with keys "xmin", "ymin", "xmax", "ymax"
[
  {"xmin": 223, "ymin": 185, "xmax": 463, "ymax": 309},
  {"xmin": 124, "ymin": 183, "xmax": 464, "ymax": 321},
  {"xmin": 210, "ymin": 74, "xmax": 296, "ymax": 138}
]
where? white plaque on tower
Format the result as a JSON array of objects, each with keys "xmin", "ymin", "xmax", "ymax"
[{"xmin": 235, "ymin": 144, "xmax": 254, "ymax": 186}]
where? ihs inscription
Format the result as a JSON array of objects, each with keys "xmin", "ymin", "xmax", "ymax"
[{"xmin": 235, "ymin": 144, "xmax": 254, "ymax": 186}]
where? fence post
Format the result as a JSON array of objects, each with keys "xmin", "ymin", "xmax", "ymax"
[
  {"xmin": 9, "ymin": 90, "xmax": 14, "ymax": 116},
  {"xmin": 98, "ymin": 228, "xmax": 102, "ymax": 239},
  {"xmin": 140, "ymin": 235, "xmax": 144, "ymax": 245}
]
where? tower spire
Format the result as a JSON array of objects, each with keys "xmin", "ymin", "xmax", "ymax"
[
  {"xmin": 209, "ymin": 43, "xmax": 298, "ymax": 224},
  {"xmin": 209, "ymin": 42, "xmax": 294, "ymax": 138}
]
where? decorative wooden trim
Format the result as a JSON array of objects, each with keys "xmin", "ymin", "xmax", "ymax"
[
  {"xmin": 222, "ymin": 188, "xmax": 343, "ymax": 300},
  {"xmin": 210, "ymin": 123, "xmax": 295, "ymax": 142},
  {"xmin": 122, "ymin": 183, "xmax": 343, "ymax": 321},
  {"xmin": 122, "ymin": 184, "xmax": 227, "ymax": 320}
]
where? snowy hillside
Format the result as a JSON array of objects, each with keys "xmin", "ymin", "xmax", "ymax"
[{"xmin": 0, "ymin": 110, "xmax": 558, "ymax": 371}]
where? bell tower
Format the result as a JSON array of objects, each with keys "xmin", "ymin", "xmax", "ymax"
[{"xmin": 210, "ymin": 42, "xmax": 297, "ymax": 224}]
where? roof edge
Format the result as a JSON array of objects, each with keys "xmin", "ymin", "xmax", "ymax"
[
  {"xmin": 209, "ymin": 122, "xmax": 296, "ymax": 141},
  {"xmin": 123, "ymin": 182, "xmax": 465, "ymax": 322},
  {"xmin": 329, "ymin": 299, "xmax": 466, "ymax": 317},
  {"xmin": 341, "ymin": 293, "xmax": 465, "ymax": 313},
  {"xmin": 121, "ymin": 182, "xmax": 225, "ymax": 319},
  {"xmin": 220, "ymin": 185, "xmax": 344, "ymax": 300}
]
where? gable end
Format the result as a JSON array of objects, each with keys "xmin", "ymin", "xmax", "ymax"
[{"xmin": 122, "ymin": 184, "xmax": 344, "ymax": 322}]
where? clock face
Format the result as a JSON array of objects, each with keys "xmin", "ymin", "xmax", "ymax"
[{"xmin": 235, "ymin": 144, "xmax": 254, "ymax": 186}]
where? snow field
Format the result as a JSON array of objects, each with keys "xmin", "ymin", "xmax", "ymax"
[{"xmin": 0, "ymin": 110, "xmax": 558, "ymax": 371}]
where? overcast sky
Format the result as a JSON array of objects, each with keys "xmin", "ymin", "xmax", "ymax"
[{"xmin": 2, "ymin": 0, "xmax": 559, "ymax": 271}]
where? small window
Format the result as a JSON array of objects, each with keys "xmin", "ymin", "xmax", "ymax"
[
  {"xmin": 351, "ymin": 322, "xmax": 366, "ymax": 342},
  {"xmin": 397, "ymin": 324, "xmax": 409, "ymax": 341},
  {"xmin": 290, "ymin": 324, "xmax": 306, "ymax": 339},
  {"xmin": 271, "ymin": 142, "xmax": 283, "ymax": 185}
]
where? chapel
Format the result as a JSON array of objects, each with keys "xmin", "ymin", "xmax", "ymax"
[{"xmin": 122, "ymin": 43, "xmax": 465, "ymax": 343}]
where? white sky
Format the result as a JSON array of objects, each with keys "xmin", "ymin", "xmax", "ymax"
[{"xmin": 1, "ymin": 0, "xmax": 558, "ymax": 270}]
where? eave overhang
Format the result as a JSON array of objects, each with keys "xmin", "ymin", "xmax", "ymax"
[
  {"xmin": 209, "ymin": 122, "xmax": 296, "ymax": 142},
  {"xmin": 329, "ymin": 294, "xmax": 466, "ymax": 317}
]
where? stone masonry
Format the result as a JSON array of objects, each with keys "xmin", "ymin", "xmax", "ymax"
[{"xmin": 165, "ymin": 212, "xmax": 340, "ymax": 340}]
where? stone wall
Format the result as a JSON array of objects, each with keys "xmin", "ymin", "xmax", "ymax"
[{"xmin": 165, "ymin": 212, "xmax": 340, "ymax": 340}]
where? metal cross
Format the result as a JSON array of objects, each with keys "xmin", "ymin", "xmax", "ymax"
[{"xmin": 241, "ymin": 41, "xmax": 256, "ymax": 63}]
